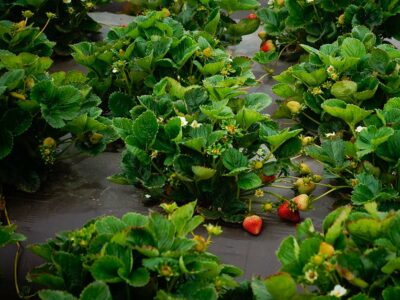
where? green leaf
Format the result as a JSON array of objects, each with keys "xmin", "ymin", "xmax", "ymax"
[
  {"xmin": 264, "ymin": 273, "xmax": 297, "ymax": 299},
  {"xmin": 112, "ymin": 118, "xmax": 134, "ymax": 140},
  {"xmin": 119, "ymin": 267, "xmax": 150, "ymax": 287},
  {"xmin": 305, "ymin": 139, "xmax": 346, "ymax": 168},
  {"xmin": 173, "ymin": 154, "xmax": 194, "ymax": 182},
  {"xmin": 272, "ymin": 83, "xmax": 297, "ymax": 98},
  {"xmin": 292, "ymin": 67, "xmax": 327, "ymax": 86},
  {"xmin": 148, "ymin": 213, "xmax": 175, "ymax": 252},
  {"xmin": 377, "ymin": 130, "xmax": 400, "ymax": 162},
  {"xmin": 325, "ymin": 206, "xmax": 351, "ymax": 245},
  {"xmin": 347, "ymin": 218, "xmax": 382, "ymax": 242},
  {"xmin": 322, "ymin": 99, "xmax": 372, "ymax": 130},
  {"xmin": 217, "ymin": 0, "xmax": 260, "ymax": 12},
  {"xmin": 381, "ymin": 257, "xmax": 400, "ymax": 275},
  {"xmin": 80, "ymin": 281, "xmax": 112, "ymax": 300},
  {"xmin": 277, "ymin": 236, "xmax": 299, "ymax": 266},
  {"xmin": 52, "ymin": 252, "xmax": 83, "ymax": 291},
  {"xmin": 251, "ymin": 278, "xmax": 272, "ymax": 300},
  {"xmin": 122, "ymin": 213, "xmax": 148, "ymax": 227},
  {"xmin": 351, "ymin": 173, "xmax": 398, "ymax": 205},
  {"xmin": 383, "ymin": 287, "xmax": 400, "ymax": 300},
  {"xmin": 330, "ymin": 80, "xmax": 358, "ymax": 101},
  {"xmin": 132, "ymin": 110, "xmax": 159, "ymax": 150},
  {"xmin": 165, "ymin": 117, "xmax": 182, "ymax": 140},
  {"xmin": 260, "ymin": 125, "xmax": 302, "ymax": 151},
  {"xmin": 0, "ymin": 129, "xmax": 13, "ymax": 159},
  {"xmin": 204, "ymin": 10, "xmax": 220, "ymax": 35},
  {"xmin": 192, "ymin": 166, "xmax": 216, "ymax": 181},
  {"xmin": 222, "ymin": 148, "xmax": 249, "ymax": 171},
  {"xmin": 170, "ymin": 201, "xmax": 203, "ymax": 237},
  {"xmin": 341, "ymin": 38, "xmax": 367, "ymax": 58},
  {"xmin": 0, "ymin": 69, "xmax": 24, "ymax": 90},
  {"xmin": 30, "ymin": 81, "xmax": 82, "ymax": 128},
  {"xmin": 95, "ymin": 216, "xmax": 125, "ymax": 235},
  {"xmin": 356, "ymin": 126, "xmax": 394, "ymax": 158},
  {"xmin": 369, "ymin": 48, "xmax": 390, "ymax": 73},
  {"xmin": 38, "ymin": 290, "xmax": 77, "ymax": 300},
  {"xmin": 238, "ymin": 173, "xmax": 262, "ymax": 190},
  {"xmin": 108, "ymin": 92, "xmax": 135, "ymax": 117},
  {"xmin": 90, "ymin": 256, "xmax": 124, "ymax": 283},
  {"xmin": 171, "ymin": 36, "xmax": 198, "ymax": 68},
  {"xmin": 236, "ymin": 108, "xmax": 264, "ymax": 130}
]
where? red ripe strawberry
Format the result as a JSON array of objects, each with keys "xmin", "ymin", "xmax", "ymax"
[
  {"xmin": 261, "ymin": 174, "xmax": 276, "ymax": 184},
  {"xmin": 260, "ymin": 40, "xmax": 276, "ymax": 52},
  {"xmin": 247, "ymin": 13, "xmax": 258, "ymax": 20},
  {"xmin": 292, "ymin": 194, "xmax": 309, "ymax": 211},
  {"xmin": 243, "ymin": 215, "xmax": 263, "ymax": 235},
  {"xmin": 277, "ymin": 202, "xmax": 300, "ymax": 223}
]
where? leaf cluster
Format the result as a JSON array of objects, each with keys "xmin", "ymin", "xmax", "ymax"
[
  {"xmin": 28, "ymin": 202, "xmax": 243, "ymax": 300},
  {"xmin": 119, "ymin": 0, "xmax": 261, "ymax": 46}
]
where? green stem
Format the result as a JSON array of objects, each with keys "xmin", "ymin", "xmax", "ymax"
[
  {"xmin": 235, "ymin": 175, "xmax": 240, "ymax": 200},
  {"xmin": 265, "ymin": 190, "xmax": 288, "ymax": 202},
  {"xmin": 312, "ymin": 186, "xmax": 348, "ymax": 202},
  {"xmin": 270, "ymin": 184, "xmax": 292, "ymax": 189},
  {"xmin": 301, "ymin": 112, "xmax": 321, "ymax": 125}
]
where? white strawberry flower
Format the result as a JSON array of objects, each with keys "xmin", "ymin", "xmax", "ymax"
[
  {"xmin": 327, "ymin": 65, "xmax": 335, "ymax": 73},
  {"xmin": 329, "ymin": 285, "xmax": 347, "ymax": 297},
  {"xmin": 144, "ymin": 194, "xmax": 151, "ymax": 199},
  {"xmin": 325, "ymin": 132, "xmax": 336, "ymax": 138},
  {"xmin": 305, "ymin": 269, "xmax": 318, "ymax": 283},
  {"xmin": 306, "ymin": 0, "xmax": 314, "ymax": 3},
  {"xmin": 179, "ymin": 116, "xmax": 188, "ymax": 127},
  {"xmin": 190, "ymin": 120, "xmax": 202, "ymax": 128},
  {"xmin": 355, "ymin": 126, "xmax": 366, "ymax": 133}
]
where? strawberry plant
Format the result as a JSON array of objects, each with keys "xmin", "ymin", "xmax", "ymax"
[
  {"xmin": 28, "ymin": 201, "xmax": 244, "ymax": 300},
  {"xmin": 274, "ymin": 203, "xmax": 400, "ymax": 299},
  {"xmin": 270, "ymin": 26, "xmax": 400, "ymax": 208},
  {"xmin": 109, "ymin": 77, "xmax": 303, "ymax": 222},
  {"xmin": 0, "ymin": 0, "xmax": 110, "ymax": 55},
  {"xmin": 117, "ymin": 0, "xmax": 261, "ymax": 46},
  {"xmin": 272, "ymin": 26, "xmax": 400, "ymax": 135},
  {"xmin": 254, "ymin": 0, "xmax": 400, "ymax": 65},
  {"xmin": 0, "ymin": 223, "xmax": 25, "ymax": 249},
  {"xmin": 0, "ymin": 47, "xmax": 115, "ymax": 193},
  {"xmin": 71, "ymin": 10, "xmax": 258, "ymax": 115},
  {"xmin": 0, "ymin": 19, "xmax": 55, "ymax": 56}
]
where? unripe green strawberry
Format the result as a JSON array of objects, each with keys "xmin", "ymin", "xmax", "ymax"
[
  {"xmin": 276, "ymin": 0, "xmax": 285, "ymax": 6},
  {"xmin": 43, "ymin": 137, "xmax": 56, "ymax": 148},
  {"xmin": 293, "ymin": 194, "xmax": 310, "ymax": 211},
  {"xmin": 312, "ymin": 254, "xmax": 324, "ymax": 265},
  {"xmin": 295, "ymin": 178, "xmax": 316, "ymax": 194},
  {"xmin": 258, "ymin": 31, "xmax": 267, "ymax": 40},
  {"xmin": 286, "ymin": 101, "xmax": 302, "ymax": 114},
  {"xmin": 301, "ymin": 136, "xmax": 314, "ymax": 146},
  {"xmin": 262, "ymin": 202, "xmax": 273, "ymax": 213},
  {"xmin": 203, "ymin": 47, "xmax": 213, "ymax": 57},
  {"xmin": 161, "ymin": 8, "xmax": 170, "ymax": 17},
  {"xmin": 299, "ymin": 163, "xmax": 312, "ymax": 175},
  {"xmin": 89, "ymin": 132, "xmax": 103, "ymax": 145},
  {"xmin": 338, "ymin": 14, "xmax": 345, "ymax": 25},
  {"xmin": 193, "ymin": 235, "xmax": 208, "ymax": 252},
  {"xmin": 312, "ymin": 174, "xmax": 322, "ymax": 183},
  {"xmin": 319, "ymin": 242, "xmax": 334, "ymax": 257}
]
